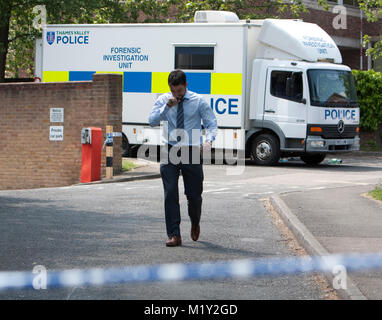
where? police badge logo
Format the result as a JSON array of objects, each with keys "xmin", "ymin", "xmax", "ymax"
[{"xmin": 47, "ymin": 31, "xmax": 55, "ymax": 45}]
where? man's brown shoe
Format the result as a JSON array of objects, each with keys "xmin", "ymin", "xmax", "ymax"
[
  {"xmin": 166, "ymin": 235, "xmax": 182, "ymax": 247},
  {"xmin": 191, "ymin": 224, "xmax": 200, "ymax": 241}
]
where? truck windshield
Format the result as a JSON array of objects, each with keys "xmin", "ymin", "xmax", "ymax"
[{"xmin": 307, "ymin": 69, "xmax": 358, "ymax": 107}]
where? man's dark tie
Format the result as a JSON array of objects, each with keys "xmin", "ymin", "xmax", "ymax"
[
  {"xmin": 176, "ymin": 99, "xmax": 184, "ymax": 129},
  {"xmin": 176, "ymin": 99, "xmax": 185, "ymax": 143}
]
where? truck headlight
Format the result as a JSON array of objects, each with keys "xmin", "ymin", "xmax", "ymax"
[{"xmin": 310, "ymin": 140, "xmax": 325, "ymax": 148}]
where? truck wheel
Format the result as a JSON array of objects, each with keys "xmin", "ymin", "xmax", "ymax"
[
  {"xmin": 251, "ymin": 133, "xmax": 280, "ymax": 165},
  {"xmin": 122, "ymin": 135, "xmax": 136, "ymax": 157},
  {"xmin": 122, "ymin": 135, "xmax": 129, "ymax": 157},
  {"xmin": 300, "ymin": 153, "xmax": 326, "ymax": 165}
]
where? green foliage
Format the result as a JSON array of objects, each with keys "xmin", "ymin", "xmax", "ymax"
[
  {"xmin": 122, "ymin": 158, "xmax": 138, "ymax": 171},
  {"xmin": 369, "ymin": 185, "xmax": 382, "ymax": 201},
  {"xmin": 364, "ymin": 139, "xmax": 377, "ymax": 151},
  {"xmin": 359, "ymin": 0, "xmax": 382, "ymax": 59},
  {"xmin": 352, "ymin": 69, "xmax": 382, "ymax": 131},
  {"xmin": 175, "ymin": 0, "xmax": 311, "ymax": 21},
  {"xmin": 359, "ymin": 0, "xmax": 382, "ymax": 23},
  {"xmin": 3, "ymin": 0, "xmax": 124, "ymax": 78}
]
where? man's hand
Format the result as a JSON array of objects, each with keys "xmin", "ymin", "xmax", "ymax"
[{"xmin": 167, "ymin": 97, "xmax": 179, "ymax": 107}]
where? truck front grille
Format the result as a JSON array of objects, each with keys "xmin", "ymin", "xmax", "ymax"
[{"xmin": 308, "ymin": 124, "xmax": 358, "ymax": 139}]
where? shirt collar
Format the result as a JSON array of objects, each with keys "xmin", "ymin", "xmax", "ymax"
[
  {"xmin": 167, "ymin": 89, "xmax": 190, "ymax": 101},
  {"xmin": 183, "ymin": 90, "xmax": 191, "ymax": 101}
]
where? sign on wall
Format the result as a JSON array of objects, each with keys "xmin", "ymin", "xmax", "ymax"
[
  {"xmin": 50, "ymin": 108, "xmax": 64, "ymax": 123},
  {"xmin": 49, "ymin": 126, "xmax": 64, "ymax": 141}
]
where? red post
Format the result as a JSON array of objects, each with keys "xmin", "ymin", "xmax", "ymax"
[{"xmin": 81, "ymin": 127, "xmax": 102, "ymax": 183}]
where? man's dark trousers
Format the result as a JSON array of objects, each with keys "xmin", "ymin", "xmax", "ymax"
[{"xmin": 160, "ymin": 145, "xmax": 203, "ymax": 238}]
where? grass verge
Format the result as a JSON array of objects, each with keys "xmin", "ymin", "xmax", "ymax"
[
  {"xmin": 122, "ymin": 158, "xmax": 139, "ymax": 171},
  {"xmin": 369, "ymin": 187, "xmax": 382, "ymax": 202}
]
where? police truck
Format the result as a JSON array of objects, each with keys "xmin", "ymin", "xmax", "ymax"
[{"xmin": 37, "ymin": 10, "xmax": 360, "ymax": 165}]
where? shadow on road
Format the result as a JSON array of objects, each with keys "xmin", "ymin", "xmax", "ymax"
[{"xmin": 182, "ymin": 240, "xmax": 273, "ymax": 259}]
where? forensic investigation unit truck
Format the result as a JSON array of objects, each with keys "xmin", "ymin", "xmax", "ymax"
[{"xmin": 39, "ymin": 10, "xmax": 360, "ymax": 165}]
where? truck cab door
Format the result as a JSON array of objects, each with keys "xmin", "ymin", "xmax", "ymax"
[{"xmin": 264, "ymin": 67, "xmax": 307, "ymax": 140}]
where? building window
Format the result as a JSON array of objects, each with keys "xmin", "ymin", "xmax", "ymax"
[
  {"xmin": 174, "ymin": 47, "xmax": 214, "ymax": 70},
  {"xmin": 271, "ymin": 71, "xmax": 303, "ymax": 102},
  {"xmin": 374, "ymin": 59, "xmax": 382, "ymax": 72},
  {"xmin": 316, "ymin": 0, "xmax": 360, "ymax": 7},
  {"xmin": 342, "ymin": 0, "xmax": 360, "ymax": 7}
]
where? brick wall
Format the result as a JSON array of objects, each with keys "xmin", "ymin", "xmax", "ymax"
[
  {"xmin": 299, "ymin": 9, "xmax": 381, "ymax": 40},
  {"xmin": 341, "ymin": 48, "xmax": 362, "ymax": 70},
  {"xmin": 0, "ymin": 73, "xmax": 122, "ymax": 190}
]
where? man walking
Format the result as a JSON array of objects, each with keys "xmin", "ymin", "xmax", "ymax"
[{"xmin": 149, "ymin": 70, "xmax": 218, "ymax": 247}]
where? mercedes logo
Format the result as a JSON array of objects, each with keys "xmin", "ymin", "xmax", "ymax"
[{"xmin": 337, "ymin": 120, "xmax": 345, "ymax": 134}]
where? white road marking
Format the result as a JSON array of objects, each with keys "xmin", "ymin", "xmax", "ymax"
[
  {"xmin": 244, "ymin": 192, "xmax": 274, "ymax": 197},
  {"xmin": 204, "ymin": 188, "xmax": 231, "ymax": 193}
]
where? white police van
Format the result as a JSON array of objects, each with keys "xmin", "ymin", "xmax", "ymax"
[{"xmin": 38, "ymin": 10, "xmax": 360, "ymax": 165}]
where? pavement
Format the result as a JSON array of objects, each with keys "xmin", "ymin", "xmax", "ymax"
[
  {"xmin": 79, "ymin": 158, "xmax": 161, "ymax": 185},
  {"xmin": 269, "ymin": 151, "xmax": 382, "ymax": 300},
  {"xmin": 104, "ymin": 152, "xmax": 382, "ymax": 300}
]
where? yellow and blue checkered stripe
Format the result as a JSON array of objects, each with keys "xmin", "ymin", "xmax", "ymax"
[{"xmin": 43, "ymin": 71, "xmax": 242, "ymax": 95}]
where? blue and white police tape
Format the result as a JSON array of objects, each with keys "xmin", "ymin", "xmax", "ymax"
[{"xmin": 1, "ymin": 252, "xmax": 382, "ymax": 291}]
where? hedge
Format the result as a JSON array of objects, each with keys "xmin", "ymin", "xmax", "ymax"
[{"xmin": 352, "ymin": 70, "xmax": 382, "ymax": 132}]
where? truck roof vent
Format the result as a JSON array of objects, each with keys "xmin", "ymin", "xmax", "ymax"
[{"xmin": 194, "ymin": 11, "xmax": 239, "ymax": 23}]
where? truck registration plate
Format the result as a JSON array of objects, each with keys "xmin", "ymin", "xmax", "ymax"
[{"xmin": 335, "ymin": 139, "xmax": 347, "ymax": 145}]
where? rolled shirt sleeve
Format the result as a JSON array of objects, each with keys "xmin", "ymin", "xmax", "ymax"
[{"xmin": 149, "ymin": 94, "xmax": 170, "ymax": 127}]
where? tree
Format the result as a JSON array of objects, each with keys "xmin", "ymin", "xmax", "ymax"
[
  {"xmin": 172, "ymin": 0, "xmax": 311, "ymax": 22},
  {"xmin": 0, "ymin": 1, "xmax": 13, "ymax": 81},
  {"xmin": 0, "ymin": 0, "xmax": 125, "ymax": 82},
  {"xmin": 359, "ymin": 0, "xmax": 382, "ymax": 60}
]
